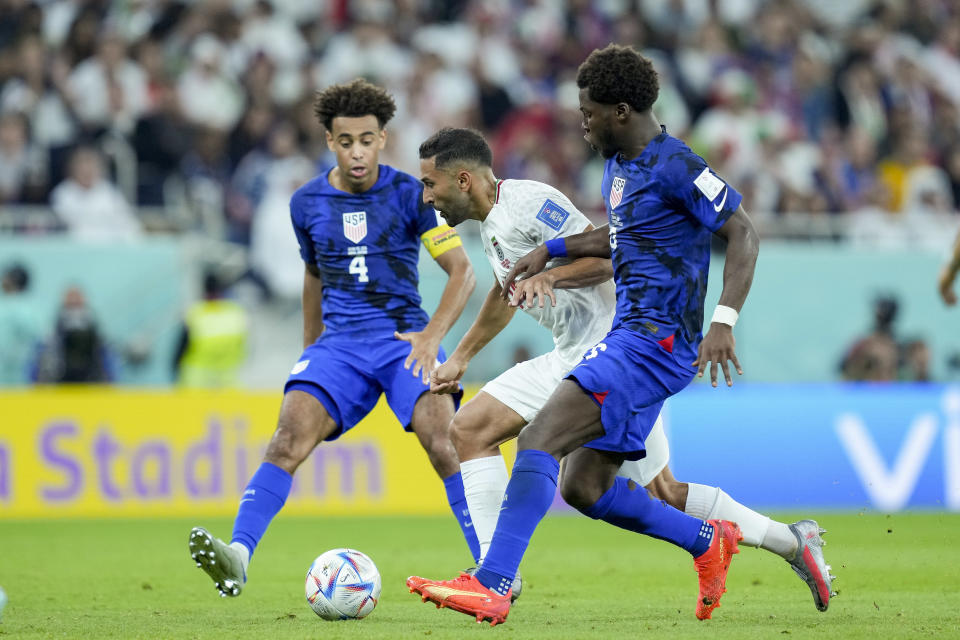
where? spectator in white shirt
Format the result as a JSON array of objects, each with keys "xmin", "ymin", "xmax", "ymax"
[{"xmin": 50, "ymin": 145, "xmax": 143, "ymax": 242}]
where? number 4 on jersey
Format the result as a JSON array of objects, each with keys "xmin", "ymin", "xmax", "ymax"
[{"xmin": 349, "ymin": 255, "xmax": 369, "ymax": 283}]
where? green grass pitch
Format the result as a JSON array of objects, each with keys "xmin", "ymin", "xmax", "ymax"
[{"xmin": 1, "ymin": 512, "xmax": 958, "ymax": 639}]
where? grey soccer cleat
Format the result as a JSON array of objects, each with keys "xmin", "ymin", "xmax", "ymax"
[
  {"xmin": 465, "ymin": 566, "xmax": 523, "ymax": 603},
  {"xmin": 788, "ymin": 520, "xmax": 837, "ymax": 611},
  {"xmin": 189, "ymin": 527, "xmax": 246, "ymax": 598}
]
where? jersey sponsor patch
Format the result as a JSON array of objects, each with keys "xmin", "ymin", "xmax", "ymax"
[
  {"xmin": 609, "ymin": 177, "xmax": 626, "ymax": 209},
  {"xmin": 291, "ymin": 360, "xmax": 309, "ymax": 375},
  {"xmin": 693, "ymin": 168, "xmax": 725, "ymax": 201},
  {"xmin": 342, "ymin": 211, "xmax": 367, "ymax": 243},
  {"xmin": 421, "ymin": 224, "xmax": 462, "ymax": 258},
  {"xmin": 536, "ymin": 199, "xmax": 570, "ymax": 231}
]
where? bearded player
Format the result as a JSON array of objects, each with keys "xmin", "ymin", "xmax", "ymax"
[
  {"xmin": 416, "ymin": 126, "xmax": 835, "ymax": 616},
  {"xmin": 408, "ymin": 46, "xmax": 834, "ymax": 625}
]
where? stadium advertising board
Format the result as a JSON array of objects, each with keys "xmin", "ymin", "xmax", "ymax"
[{"xmin": 0, "ymin": 384, "xmax": 956, "ymax": 518}]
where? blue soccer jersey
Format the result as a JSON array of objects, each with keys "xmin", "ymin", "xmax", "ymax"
[
  {"xmin": 602, "ymin": 127, "xmax": 742, "ymax": 362},
  {"xmin": 291, "ymin": 164, "xmax": 458, "ymax": 336}
]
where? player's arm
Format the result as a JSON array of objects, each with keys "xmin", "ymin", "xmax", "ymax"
[
  {"xmin": 501, "ymin": 225, "xmax": 611, "ymax": 300},
  {"xmin": 509, "ymin": 224, "xmax": 613, "ymax": 307},
  {"xmin": 938, "ymin": 227, "xmax": 960, "ymax": 306},
  {"xmin": 302, "ymin": 263, "xmax": 324, "ymax": 348},
  {"xmin": 395, "ymin": 244, "xmax": 475, "ymax": 382},
  {"xmin": 693, "ymin": 205, "xmax": 759, "ymax": 387},
  {"xmin": 431, "ymin": 279, "xmax": 517, "ymax": 394}
]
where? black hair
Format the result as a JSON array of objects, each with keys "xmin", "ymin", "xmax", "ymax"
[
  {"xmin": 576, "ymin": 44, "xmax": 659, "ymax": 112},
  {"xmin": 313, "ymin": 78, "xmax": 397, "ymax": 131},
  {"xmin": 3, "ymin": 263, "xmax": 28, "ymax": 291},
  {"xmin": 418, "ymin": 127, "xmax": 493, "ymax": 170}
]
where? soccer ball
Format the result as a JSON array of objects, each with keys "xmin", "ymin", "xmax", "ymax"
[{"xmin": 305, "ymin": 549, "xmax": 381, "ymax": 620}]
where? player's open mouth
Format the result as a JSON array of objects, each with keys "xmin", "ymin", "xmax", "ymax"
[{"xmin": 350, "ymin": 166, "xmax": 367, "ymax": 178}]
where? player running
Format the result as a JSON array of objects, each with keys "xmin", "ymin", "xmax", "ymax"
[
  {"xmin": 188, "ymin": 79, "xmax": 479, "ymax": 597},
  {"xmin": 408, "ymin": 45, "xmax": 828, "ymax": 625},
  {"xmin": 415, "ymin": 127, "xmax": 835, "ymax": 615}
]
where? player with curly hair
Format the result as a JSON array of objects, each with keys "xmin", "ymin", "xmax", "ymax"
[
  {"xmin": 188, "ymin": 78, "xmax": 479, "ymax": 597},
  {"xmin": 409, "ymin": 45, "xmax": 832, "ymax": 625}
]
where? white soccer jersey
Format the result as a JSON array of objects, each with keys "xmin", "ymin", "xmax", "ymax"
[{"xmin": 480, "ymin": 179, "xmax": 616, "ymax": 366}]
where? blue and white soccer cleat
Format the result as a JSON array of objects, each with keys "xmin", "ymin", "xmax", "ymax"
[
  {"xmin": 788, "ymin": 520, "xmax": 837, "ymax": 611},
  {"xmin": 189, "ymin": 527, "xmax": 246, "ymax": 597}
]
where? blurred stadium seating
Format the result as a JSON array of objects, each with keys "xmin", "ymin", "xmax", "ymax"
[{"xmin": 2, "ymin": 0, "xmax": 958, "ymax": 387}]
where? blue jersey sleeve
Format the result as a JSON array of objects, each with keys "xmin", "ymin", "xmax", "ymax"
[
  {"xmin": 290, "ymin": 191, "xmax": 315, "ymax": 264},
  {"xmin": 660, "ymin": 149, "xmax": 741, "ymax": 232}
]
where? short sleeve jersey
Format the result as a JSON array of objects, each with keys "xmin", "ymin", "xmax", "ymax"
[
  {"xmin": 291, "ymin": 164, "xmax": 456, "ymax": 336},
  {"xmin": 481, "ymin": 179, "xmax": 617, "ymax": 365},
  {"xmin": 602, "ymin": 129, "xmax": 742, "ymax": 359}
]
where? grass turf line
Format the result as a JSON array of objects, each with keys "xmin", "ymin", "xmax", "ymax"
[{"xmin": 0, "ymin": 513, "xmax": 957, "ymax": 639}]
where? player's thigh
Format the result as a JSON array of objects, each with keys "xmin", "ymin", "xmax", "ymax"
[
  {"xmin": 558, "ymin": 446, "xmax": 624, "ymax": 511},
  {"xmin": 265, "ymin": 389, "xmax": 339, "ymax": 472},
  {"xmin": 517, "ymin": 379, "xmax": 603, "ymax": 457},
  {"xmin": 617, "ymin": 412, "xmax": 672, "ymax": 484},
  {"xmin": 479, "ymin": 350, "xmax": 567, "ymax": 424},
  {"xmin": 285, "ymin": 335, "xmax": 382, "ymax": 437},
  {"xmin": 409, "ymin": 391, "xmax": 460, "ymax": 477},
  {"xmin": 449, "ymin": 391, "xmax": 526, "ymax": 460},
  {"xmin": 379, "ymin": 340, "xmax": 462, "ymax": 431}
]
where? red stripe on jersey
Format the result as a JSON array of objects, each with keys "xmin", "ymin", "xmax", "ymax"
[
  {"xmin": 495, "ymin": 180, "xmax": 503, "ymax": 203},
  {"xmin": 657, "ymin": 334, "xmax": 674, "ymax": 353},
  {"xmin": 592, "ymin": 390, "xmax": 609, "ymax": 405}
]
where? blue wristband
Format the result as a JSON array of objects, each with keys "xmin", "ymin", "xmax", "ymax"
[{"xmin": 544, "ymin": 237, "xmax": 567, "ymax": 258}]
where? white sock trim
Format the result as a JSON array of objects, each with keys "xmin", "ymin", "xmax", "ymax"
[
  {"xmin": 229, "ymin": 541, "xmax": 250, "ymax": 573},
  {"xmin": 684, "ymin": 483, "xmax": 721, "ymax": 520},
  {"xmin": 460, "ymin": 455, "xmax": 509, "ymax": 562}
]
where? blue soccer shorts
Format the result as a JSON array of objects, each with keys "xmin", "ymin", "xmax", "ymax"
[
  {"xmin": 566, "ymin": 326, "xmax": 695, "ymax": 460},
  {"xmin": 284, "ymin": 332, "xmax": 461, "ymax": 440}
]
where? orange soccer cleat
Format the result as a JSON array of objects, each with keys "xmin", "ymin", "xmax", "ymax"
[
  {"xmin": 406, "ymin": 572, "xmax": 511, "ymax": 626},
  {"xmin": 693, "ymin": 519, "xmax": 742, "ymax": 620}
]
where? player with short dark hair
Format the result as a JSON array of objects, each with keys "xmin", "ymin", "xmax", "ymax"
[
  {"xmin": 408, "ymin": 45, "xmax": 831, "ymax": 625},
  {"xmin": 188, "ymin": 78, "xmax": 478, "ymax": 597},
  {"xmin": 416, "ymin": 125, "xmax": 836, "ymax": 614}
]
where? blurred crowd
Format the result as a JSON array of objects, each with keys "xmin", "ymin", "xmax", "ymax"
[{"xmin": 2, "ymin": 0, "xmax": 960, "ymax": 280}]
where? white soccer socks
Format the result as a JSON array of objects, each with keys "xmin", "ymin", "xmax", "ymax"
[
  {"xmin": 685, "ymin": 483, "xmax": 797, "ymax": 559},
  {"xmin": 460, "ymin": 455, "xmax": 510, "ymax": 561}
]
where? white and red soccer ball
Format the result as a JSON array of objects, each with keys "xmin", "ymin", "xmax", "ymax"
[{"xmin": 305, "ymin": 548, "xmax": 381, "ymax": 620}]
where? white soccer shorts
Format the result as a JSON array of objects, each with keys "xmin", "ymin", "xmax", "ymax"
[{"xmin": 480, "ymin": 349, "xmax": 669, "ymax": 485}]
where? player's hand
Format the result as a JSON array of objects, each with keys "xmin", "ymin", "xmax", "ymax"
[
  {"xmin": 693, "ymin": 324, "xmax": 742, "ymax": 387},
  {"xmin": 502, "ymin": 245, "xmax": 550, "ymax": 301},
  {"xmin": 430, "ymin": 358, "xmax": 466, "ymax": 394},
  {"xmin": 938, "ymin": 267, "xmax": 957, "ymax": 306},
  {"xmin": 510, "ymin": 271, "xmax": 557, "ymax": 308},
  {"xmin": 394, "ymin": 330, "xmax": 441, "ymax": 383}
]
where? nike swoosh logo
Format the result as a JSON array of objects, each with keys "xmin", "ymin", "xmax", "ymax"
[
  {"xmin": 713, "ymin": 188, "xmax": 727, "ymax": 212},
  {"xmin": 424, "ymin": 585, "xmax": 492, "ymax": 601}
]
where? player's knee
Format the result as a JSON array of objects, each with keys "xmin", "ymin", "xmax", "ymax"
[
  {"xmin": 447, "ymin": 412, "xmax": 472, "ymax": 454},
  {"xmin": 559, "ymin": 474, "xmax": 604, "ymax": 512}
]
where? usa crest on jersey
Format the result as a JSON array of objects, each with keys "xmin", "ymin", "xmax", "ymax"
[
  {"xmin": 609, "ymin": 177, "xmax": 626, "ymax": 210},
  {"xmin": 342, "ymin": 211, "xmax": 367, "ymax": 243}
]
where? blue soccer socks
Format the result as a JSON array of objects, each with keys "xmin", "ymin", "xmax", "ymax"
[
  {"xmin": 443, "ymin": 471, "xmax": 482, "ymax": 563},
  {"xmin": 231, "ymin": 462, "xmax": 293, "ymax": 558},
  {"xmin": 582, "ymin": 476, "xmax": 713, "ymax": 556},
  {"xmin": 475, "ymin": 449, "xmax": 559, "ymax": 595}
]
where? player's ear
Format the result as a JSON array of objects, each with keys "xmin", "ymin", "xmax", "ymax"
[
  {"xmin": 615, "ymin": 102, "xmax": 631, "ymax": 121},
  {"xmin": 377, "ymin": 128, "xmax": 387, "ymax": 149},
  {"xmin": 457, "ymin": 170, "xmax": 471, "ymax": 192},
  {"xmin": 324, "ymin": 130, "xmax": 335, "ymax": 152}
]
